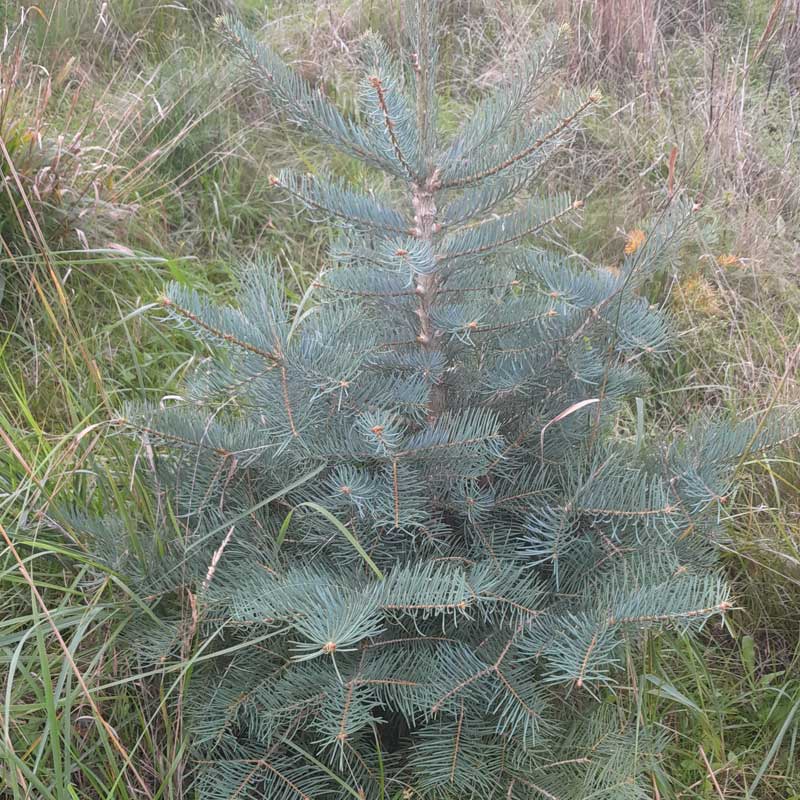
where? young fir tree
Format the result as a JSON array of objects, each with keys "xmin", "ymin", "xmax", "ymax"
[{"xmin": 89, "ymin": 4, "xmax": 793, "ymax": 798}]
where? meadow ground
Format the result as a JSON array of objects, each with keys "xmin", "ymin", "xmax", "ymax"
[{"xmin": 0, "ymin": 1, "xmax": 798, "ymax": 798}]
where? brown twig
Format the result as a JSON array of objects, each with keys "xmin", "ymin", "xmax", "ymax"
[{"xmin": 699, "ymin": 745, "xmax": 726, "ymax": 799}]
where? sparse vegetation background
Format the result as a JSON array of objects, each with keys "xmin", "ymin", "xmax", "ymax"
[{"xmin": 0, "ymin": 1, "xmax": 798, "ymax": 799}]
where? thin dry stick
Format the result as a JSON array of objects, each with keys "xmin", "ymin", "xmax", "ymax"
[
  {"xmin": 202, "ymin": 526, "xmax": 236, "ymax": 591},
  {"xmin": 449, "ymin": 699, "xmax": 464, "ymax": 783},
  {"xmin": 0, "ymin": 424, "xmax": 39, "ymax": 487},
  {"xmin": 0, "ymin": 521, "xmax": 154, "ymax": 800},
  {"xmin": 651, "ymin": 770, "xmax": 661, "ymax": 800},
  {"xmin": 699, "ymin": 745, "xmax": 726, "ymax": 800},
  {"xmin": 676, "ymin": 759, "xmax": 735, "ymax": 798}
]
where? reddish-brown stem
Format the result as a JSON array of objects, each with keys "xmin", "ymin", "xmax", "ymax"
[
  {"xmin": 411, "ymin": 168, "xmax": 445, "ymax": 416},
  {"xmin": 370, "ymin": 75, "xmax": 416, "ymax": 181}
]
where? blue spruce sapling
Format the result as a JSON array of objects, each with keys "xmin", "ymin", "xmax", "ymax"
[{"xmin": 90, "ymin": 3, "xmax": 797, "ymax": 798}]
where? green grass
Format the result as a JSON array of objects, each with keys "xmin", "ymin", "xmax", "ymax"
[{"xmin": 1, "ymin": 0, "xmax": 798, "ymax": 797}]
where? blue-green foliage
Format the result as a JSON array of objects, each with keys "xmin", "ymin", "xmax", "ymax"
[{"xmin": 86, "ymin": 3, "xmax": 796, "ymax": 798}]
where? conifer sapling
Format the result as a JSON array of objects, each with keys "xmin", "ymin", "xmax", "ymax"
[{"xmin": 88, "ymin": 3, "xmax": 796, "ymax": 798}]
